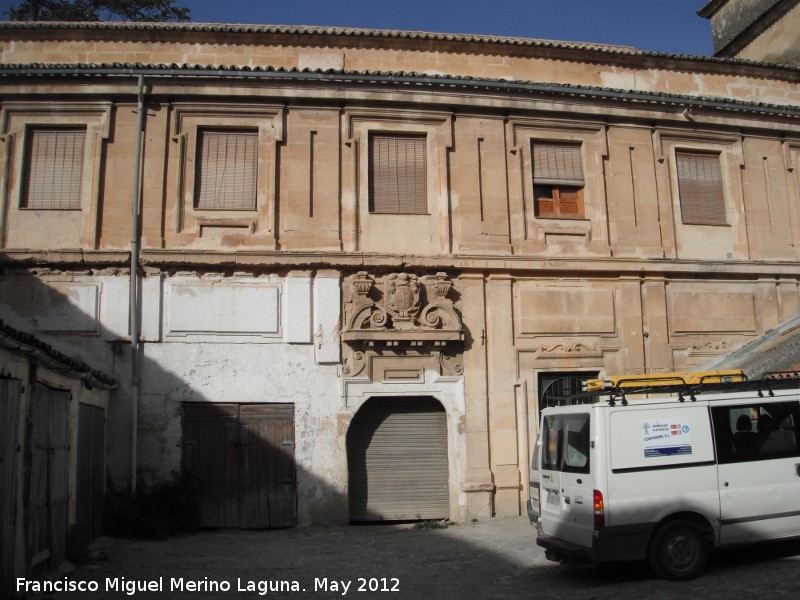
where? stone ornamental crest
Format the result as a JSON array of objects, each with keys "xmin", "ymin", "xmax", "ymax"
[
  {"xmin": 342, "ymin": 271, "xmax": 463, "ymax": 343},
  {"xmin": 385, "ymin": 273, "xmax": 421, "ymax": 326}
]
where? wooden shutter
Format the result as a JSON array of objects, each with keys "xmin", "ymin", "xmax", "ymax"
[
  {"xmin": 348, "ymin": 397, "xmax": 449, "ymax": 521},
  {"xmin": 76, "ymin": 404, "xmax": 105, "ymax": 540},
  {"xmin": 369, "ymin": 134, "xmax": 427, "ymax": 214},
  {"xmin": 28, "ymin": 384, "xmax": 70, "ymax": 571},
  {"xmin": 676, "ymin": 151, "xmax": 727, "ymax": 225},
  {"xmin": 195, "ymin": 130, "xmax": 258, "ymax": 210},
  {"xmin": 22, "ymin": 128, "xmax": 85, "ymax": 209},
  {"xmin": 533, "ymin": 142, "xmax": 584, "ymax": 186},
  {"xmin": 182, "ymin": 402, "xmax": 296, "ymax": 529},
  {"xmin": 1, "ymin": 379, "xmax": 21, "ymax": 599}
]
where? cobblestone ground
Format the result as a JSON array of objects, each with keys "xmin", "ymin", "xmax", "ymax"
[{"xmin": 20, "ymin": 516, "xmax": 800, "ymax": 600}]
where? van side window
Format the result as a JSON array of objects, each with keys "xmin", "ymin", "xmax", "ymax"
[
  {"xmin": 542, "ymin": 414, "xmax": 590, "ymax": 474},
  {"xmin": 712, "ymin": 401, "xmax": 800, "ymax": 463}
]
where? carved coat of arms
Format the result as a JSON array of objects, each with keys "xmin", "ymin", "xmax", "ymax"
[{"xmin": 385, "ymin": 273, "xmax": 420, "ymax": 322}]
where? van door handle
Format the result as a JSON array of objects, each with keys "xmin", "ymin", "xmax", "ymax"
[{"xmin": 564, "ymin": 497, "xmax": 571, "ymax": 505}]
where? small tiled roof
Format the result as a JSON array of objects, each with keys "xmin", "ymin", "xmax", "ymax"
[{"xmin": 0, "ymin": 318, "xmax": 117, "ymax": 389}]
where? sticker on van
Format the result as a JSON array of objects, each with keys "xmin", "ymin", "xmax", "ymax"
[{"xmin": 642, "ymin": 420, "xmax": 692, "ymax": 458}]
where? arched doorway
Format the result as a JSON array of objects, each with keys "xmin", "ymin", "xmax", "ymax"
[{"xmin": 347, "ymin": 396, "xmax": 449, "ymax": 522}]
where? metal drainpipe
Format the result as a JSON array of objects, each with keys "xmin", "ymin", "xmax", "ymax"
[{"xmin": 130, "ymin": 75, "xmax": 145, "ymax": 493}]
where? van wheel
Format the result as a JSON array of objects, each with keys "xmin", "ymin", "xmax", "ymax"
[{"xmin": 648, "ymin": 521, "xmax": 708, "ymax": 581}]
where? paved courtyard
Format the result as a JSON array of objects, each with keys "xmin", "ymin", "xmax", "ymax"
[{"xmin": 21, "ymin": 516, "xmax": 800, "ymax": 599}]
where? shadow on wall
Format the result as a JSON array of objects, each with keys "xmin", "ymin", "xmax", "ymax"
[
  {"xmin": 0, "ymin": 268, "xmax": 428, "ymax": 535},
  {"xmin": 4, "ymin": 268, "xmax": 800, "ymax": 598}
]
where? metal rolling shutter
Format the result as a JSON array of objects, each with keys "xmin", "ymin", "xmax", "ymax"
[{"xmin": 348, "ymin": 397, "xmax": 449, "ymax": 521}]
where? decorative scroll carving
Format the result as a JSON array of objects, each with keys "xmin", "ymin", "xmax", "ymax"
[
  {"xmin": 689, "ymin": 341, "xmax": 732, "ymax": 356},
  {"xmin": 538, "ymin": 342, "xmax": 599, "ymax": 355},
  {"xmin": 342, "ymin": 271, "xmax": 464, "ymax": 380},
  {"xmin": 341, "ymin": 350, "xmax": 367, "ymax": 377},
  {"xmin": 342, "ymin": 271, "xmax": 463, "ymax": 344},
  {"xmin": 440, "ymin": 353, "xmax": 464, "ymax": 377}
]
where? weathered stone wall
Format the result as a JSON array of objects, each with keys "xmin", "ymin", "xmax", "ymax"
[{"xmin": 3, "ymin": 24, "xmax": 800, "ymax": 522}]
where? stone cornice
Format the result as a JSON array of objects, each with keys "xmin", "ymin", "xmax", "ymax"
[{"xmin": 4, "ymin": 248, "xmax": 800, "ymax": 279}]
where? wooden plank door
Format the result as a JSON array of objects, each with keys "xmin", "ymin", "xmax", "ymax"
[
  {"xmin": 239, "ymin": 404, "xmax": 296, "ymax": 528},
  {"xmin": 1, "ymin": 378, "xmax": 22, "ymax": 599},
  {"xmin": 76, "ymin": 403, "xmax": 105, "ymax": 540},
  {"xmin": 183, "ymin": 403, "xmax": 295, "ymax": 529},
  {"xmin": 182, "ymin": 403, "xmax": 239, "ymax": 528},
  {"xmin": 27, "ymin": 384, "xmax": 70, "ymax": 572}
]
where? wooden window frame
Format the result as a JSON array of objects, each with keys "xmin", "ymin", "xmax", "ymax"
[
  {"xmin": 194, "ymin": 128, "xmax": 259, "ymax": 211},
  {"xmin": 368, "ymin": 133, "xmax": 428, "ymax": 215},
  {"xmin": 531, "ymin": 142, "xmax": 586, "ymax": 220},
  {"xmin": 21, "ymin": 126, "xmax": 87, "ymax": 210},
  {"xmin": 170, "ymin": 104, "xmax": 284, "ymax": 242},
  {"xmin": 675, "ymin": 149, "xmax": 728, "ymax": 226}
]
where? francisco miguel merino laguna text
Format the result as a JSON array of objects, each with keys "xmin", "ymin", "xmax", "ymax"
[{"xmin": 17, "ymin": 576, "xmax": 303, "ymax": 595}]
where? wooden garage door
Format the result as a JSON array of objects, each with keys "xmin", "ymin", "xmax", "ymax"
[
  {"xmin": 28, "ymin": 384, "xmax": 70, "ymax": 572},
  {"xmin": 1, "ymin": 378, "xmax": 22, "ymax": 599},
  {"xmin": 182, "ymin": 403, "xmax": 296, "ymax": 529},
  {"xmin": 348, "ymin": 397, "xmax": 449, "ymax": 522},
  {"xmin": 76, "ymin": 403, "xmax": 105, "ymax": 540}
]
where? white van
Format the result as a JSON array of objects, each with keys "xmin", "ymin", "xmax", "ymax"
[{"xmin": 534, "ymin": 373, "xmax": 800, "ymax": 580}]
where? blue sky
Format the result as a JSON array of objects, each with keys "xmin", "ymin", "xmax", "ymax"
[{"xmin": 1, "ymin": 0, "xmax": 715, "ymax": 56}]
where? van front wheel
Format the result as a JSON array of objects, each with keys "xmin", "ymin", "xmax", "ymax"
[{"xmin": 648, "ymin": 521, "xmax": 708, "ymax": 581}]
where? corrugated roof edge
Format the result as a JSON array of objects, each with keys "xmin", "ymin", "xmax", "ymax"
[
  {"xmin": 1, "ymin": 19, "xmax": 792, "ymax": 69},
  {"xmin": 3, "ymin": 63, "xmax": 799, "ymax": 118}
]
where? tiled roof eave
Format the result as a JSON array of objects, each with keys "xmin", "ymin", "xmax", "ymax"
[
  {"xmin": 0, "ymin": 20, "xmax": 798, "ymax": 72},
  {"xmin": 0, "ymin": 319, "xmax": 118, "ymax": 389},
  {"xmin": 2, "ymin": 63, "xmax": 799, "ymax": 120}
]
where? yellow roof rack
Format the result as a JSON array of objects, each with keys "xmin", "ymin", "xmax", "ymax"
[{"xmin": 584, "ymin": 369, "xmax": 745, "ymax": 393}]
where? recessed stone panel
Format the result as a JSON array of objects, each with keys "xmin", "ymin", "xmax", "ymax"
[
  {"xmin": 519, "ymin": 288, "xmax": 616, "ymax": 335},
  {"xmin": 669, "ymin": 290, "xmax": 756, "ymax": 334},
  {"xmin": 166, "ymin": 281, "xmax": 280, "ymax": 336}
]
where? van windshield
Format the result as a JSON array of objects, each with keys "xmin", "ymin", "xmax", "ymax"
[{"xmin": 542, "ymin": 413, "xmax": 590, "ymax": 474}]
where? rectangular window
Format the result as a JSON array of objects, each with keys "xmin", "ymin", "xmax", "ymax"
[
  {"xmin": 369, "ymin": 134, "xmax": 427, "ymax": 214},
  {"xmin": 532, "ymin": 142, "xmax": 585, "ymax": 219},
  {"xmin": 22, "ymin": 128, "xmax": 85, "ymax": 210},
  {"xmin": 541, "ymin": 413, "xmax": 590, "ymax": 474},
  {"xmin": 712, "ymin": 402, "xmax": 800, "ymax": 463},
  {"xmin": 675, "ymin": 150, "xmax": 727, "ymax": 225},
  {"xmin": 195, "ymin": 129, "xmax": 258, "ymax": 210}
]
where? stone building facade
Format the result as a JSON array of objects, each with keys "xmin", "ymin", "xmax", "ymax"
[
  {"xmin": 700, "ymin": 0, "xmax": 800, "ymax": 63},
  {"xmin": 2, "ymin": 21, "xmax": 800, "ymax": 527}
]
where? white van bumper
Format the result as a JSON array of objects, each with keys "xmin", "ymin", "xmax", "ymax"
[{"xmin": 536, "ymin": 522, "xmax": 653, "ymax": 563}]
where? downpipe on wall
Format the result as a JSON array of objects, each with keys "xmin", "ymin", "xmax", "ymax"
[{"xmin": 130, "ymin": 75, "xmax": 145, "ymax": 493}]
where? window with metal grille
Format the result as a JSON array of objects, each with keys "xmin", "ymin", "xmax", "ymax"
[
  {"xmin": 21, "ymin": 128, "xmax": 86, "ymax": 210},
  {"xmin": 532, "ymin": 142, "xmax": 585, "ymax": 219},
  {"xmin": 195, "ymin": 129, "xmax": 258, "ymax": 210},
  {"xmin": 675, "ymin": 150, "xmax": 727, "ymax": 226},
  {"xmin": 538, "ymin": 372, "xmax": 598, "ymax": 414},
  {"xmin": 369, "ymin": 134, "xmax": 427, "ymax": 214}
]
